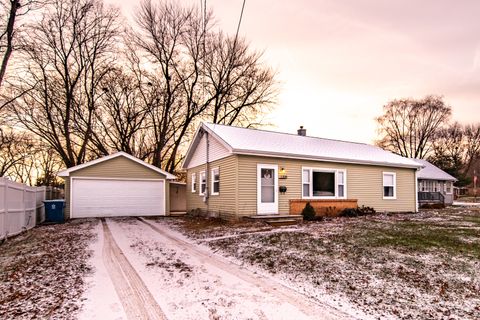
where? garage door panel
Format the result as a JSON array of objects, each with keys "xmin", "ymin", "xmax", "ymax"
[{"xmin": 72, "ymin": 179, "xmax": 165, "ymax": 218}]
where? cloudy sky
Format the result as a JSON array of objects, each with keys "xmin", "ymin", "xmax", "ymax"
[{"xmin": 108, "ymin": 0, "xmax": 480, "ymax": 143}]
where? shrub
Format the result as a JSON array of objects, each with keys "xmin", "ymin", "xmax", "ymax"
[
  {"xmin": 302, "ymin": 202, "xmax": 317, "ymax": 221},
  {"xmin": 339, "ymin": 205, "xmax": 376, "ymax": 217}
]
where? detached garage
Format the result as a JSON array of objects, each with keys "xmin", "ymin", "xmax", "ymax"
[{"xmin": 58, "ymin": 152, "xmax": 177, "ymax": 219}]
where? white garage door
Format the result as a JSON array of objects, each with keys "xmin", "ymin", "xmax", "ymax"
[{"xmin": 72, "ymin": 179, "xmax": 165, "ymax": 218}]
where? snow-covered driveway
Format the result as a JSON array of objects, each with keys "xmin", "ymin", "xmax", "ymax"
[{"xmin": 80, "ymin": 217, "xmax": 349, "ymax": 320}]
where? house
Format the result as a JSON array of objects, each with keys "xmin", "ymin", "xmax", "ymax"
[
  {"xmin": 414, "ymin": 159, "xmax": 457, "ymax": 206},
  {"xmin": 58, "ymin": 152, "xmax": 181, "ymax": 219},
  {"xmin": 182, "ymin": 123, "xmax": 424, "ymax": 219}
]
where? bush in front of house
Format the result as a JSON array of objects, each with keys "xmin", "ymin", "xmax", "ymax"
[
  {"xmin": 339, "ymin": 205, "xmax": 376, "ymax": 217},
  {"xmin": 302, "ymin": 202, "xmax": 317, "ymax": 221}
]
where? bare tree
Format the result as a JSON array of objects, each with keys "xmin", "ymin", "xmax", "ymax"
[
  {"xmin": 0, "ymin": 0, "xmax": 44, "ymax": 87},
  {"xmin": 375, "ymin": 95, "xmax": 451, "ymax": 159},
  {"xmin": 134, "ymin": 0, "xmax": 277, "ymax": 172},
  {"xmin": 429, "ymin": 122, "xmax": 480, "ymax": 186},
  {"xmin": 205, "ymin": 32, "xmax": 276, "ymax": 127},
  {"xmin": 0, "ymin": 126, "xmax": 34, "ymax": 176},
  {"xmin": 7, "ymin": 0, "xmax": 120, "ymax": 168},
  {"xmin": 88, "ymin": 67, "xmax": 151, "ymax": 159}
]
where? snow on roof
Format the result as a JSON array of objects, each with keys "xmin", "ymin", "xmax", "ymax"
[
  {"xmin": 202, "ymin": 123, "xmax": 423, "ymax": 169},
  {"xmin": 414, "ymin": 159, "xmax": 457, "ymax": 181}
]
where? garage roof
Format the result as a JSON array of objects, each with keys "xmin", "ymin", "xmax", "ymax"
[
  {"xmin": 194, "ymin": 123, "xmax": 423, "ymax": 169},
  {"xmin": 58, "ymin": 152, "xmax": 177, "ymax": 179}
]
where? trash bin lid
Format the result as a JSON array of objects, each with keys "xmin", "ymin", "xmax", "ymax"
[{"xmin": 43, "ymin": 199, "xmax": 66, "ymax": 203}]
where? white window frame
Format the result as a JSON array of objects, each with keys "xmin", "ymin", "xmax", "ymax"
[
  {"xmin": 446, "ymin": 181, "xmax": 452, "ymax": 194},
  {"xmin": 211, "ymin": 167, "xmax": 220, "ymax": 196},
  {"xmin": 199, "ymin": 171, "xmax": 206, "ymax": 196},
  {"xmin": 382, "ymin": 172, "xmax": 396, "ymax": 200},
  {"xmin": 301, "ymin": 167, "xmax": 347, "ymax": 199},
  {"xmin": 191, "ymin": 173, "xmax": 196, "ymax": 193}
]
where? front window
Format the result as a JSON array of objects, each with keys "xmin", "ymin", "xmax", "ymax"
[
  {"xmin": 446, "ymin": 182, "xmax": 452, "ymax": 194},
  {"xmin": 191, "ymin": 173, "xmax": 196, "ymax": 192},
  {"xmin": 302, "ymin": 168, "xmax": 346, "ymax": 199},
  {"xmin": 211, "ymin": 168, "xmax": 220, "ymax": 195},
  {"xmin": 383, "ymin": 172, "xmax": 396, "ymax": 199},
  {"xmin": 199, "ymin": 171, "xmax": 206, "ymax": 196}
]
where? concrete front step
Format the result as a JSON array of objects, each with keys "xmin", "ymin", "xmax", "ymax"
[
  {"xmin": 245, "ymin": 214, "xmax": 302, "ymax": 221},
  {"xmin": 265, "ymin": 219, "xmax": 299, "ymax": 226}
]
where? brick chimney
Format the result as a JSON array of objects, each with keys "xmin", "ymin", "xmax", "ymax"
[{"xmin": 297, "ymin": 126, "xmax": 306, "ymax": 136}]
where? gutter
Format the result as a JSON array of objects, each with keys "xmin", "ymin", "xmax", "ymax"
[{"xmin": 232, "ymin": 149, "xmax": 424, "ymax": 170}]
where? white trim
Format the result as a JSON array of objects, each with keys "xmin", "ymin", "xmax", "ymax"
[
  {"xmin": 445, "ymin": 181, "xmax": 453, "ymax": 194},
  {"xmin": 58, "ymin": 151, "xmax": 177, "ymax": 180},
  {"xmin": 199, "ymin": 171, "xmax": 206, "ymax": 196},
  {"xmin": 70, "ymin": 176, "xmax": 166, "ymax": 218},
  {"xmin": 182, "ymin": 123, "xmax": 234, "ymax": 169},
  {"xmin": 257, "ymin": 164, "xmax": 279, "ymax": 215},
  {"xmin": 301, "ymin": 167, "xmax": 347, "ymax": 199},
  {"xmin": 211, "ymin": 167, "xmax": 220, "ymax": 196},
  {"xmin": 191, "ymin": 173, "xmax": 196, "ymax": 193},
  {"xmin": 382, "ymin": 172, "xmax": 397, "ymax": 200}
]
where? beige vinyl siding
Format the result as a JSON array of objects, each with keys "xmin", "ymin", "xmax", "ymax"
[
  {"xmin": 186, "ymin": 155, "xmax": 237, "ymax": 216},
  {"xmin": 63, "ymin": 156, "xmax": 167, "ymax": 219},
  {"xmin": 187, "ymin": 132, "xmax": 230, "ymax": 168},
  {"xmin": 237, "ymin": 155, "xmax": 416, "ymax": 215}
]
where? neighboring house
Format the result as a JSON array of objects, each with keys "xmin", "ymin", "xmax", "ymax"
[
  {"xmin": 182, "ymin": 123, "xmax": 423, "ymax": 219},
  {"xmin": 58, "ymin": 152, "xmax": 180, "ymax": 219},
  {"xmin": 414, "ymin": 159, "xmax": 457, "ymax": 206}
]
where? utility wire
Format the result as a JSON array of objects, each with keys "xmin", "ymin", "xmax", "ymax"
[{"xmin": 233, "ymin": 0, "xmax": 246, "ymax": 47}]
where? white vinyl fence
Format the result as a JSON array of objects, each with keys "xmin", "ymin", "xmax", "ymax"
[{"xmin": 0, "ymin": 177, "xmax": 47, "ymax": 240}]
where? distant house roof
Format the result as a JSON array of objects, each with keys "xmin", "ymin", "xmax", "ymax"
[
  {"xmin": 58, "ymin": 151, "xmax": 177, "ymax": 179},
  {"xmin": 414, "ymin": 159, "xmax": 457, "ymax": 181},
  {"xmin": 184, "ymin": 122, "xmax": 423, "ymax": 169}
]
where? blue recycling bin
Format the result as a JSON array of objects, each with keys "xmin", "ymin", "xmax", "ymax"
[{"xmin": 43, "ymin": 200, "xmax": 65, "ymax": 223}]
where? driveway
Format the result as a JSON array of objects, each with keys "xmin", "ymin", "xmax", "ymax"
[{"xmin": 79, "ymin": 217, "xmax": 350, "ymax": 320}]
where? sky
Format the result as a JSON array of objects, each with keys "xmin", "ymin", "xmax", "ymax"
[{"xmin": 107, "ymin": 0, "xmax": 480, "ymax": 144}]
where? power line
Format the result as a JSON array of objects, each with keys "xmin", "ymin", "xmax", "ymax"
[{"xmin": 233, "ymin": 0, "xmax": 246, "ymax": 47}]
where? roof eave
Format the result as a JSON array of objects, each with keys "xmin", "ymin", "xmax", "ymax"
[
  {"xmin": 232, "ymin": 149, "xmax": 423, "ymax": 169},
  {"xmin": 57, "ymin": 152, "xmax": 177, "ymax": 180}
]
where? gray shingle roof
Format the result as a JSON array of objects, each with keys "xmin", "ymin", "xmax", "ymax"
[
  {"xmin": 203, "ymin": 123, "xmax": 423, "ymax": 169},
  {"xmin": 414, "ymin": 159, "xmax": 457, "ymax": 181}
]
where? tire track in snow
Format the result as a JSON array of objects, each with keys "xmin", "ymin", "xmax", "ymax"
[
  {"xmin": 101, "ymin": 219, "xmax": 168, "ymax": 320},
  {"xmin": 138, "ymin": 217, "xmax": 354, "ymax": 320}
]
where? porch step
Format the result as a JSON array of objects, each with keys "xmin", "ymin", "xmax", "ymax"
[
  {"xmin": 245, "ymin": 214, "xmax": 303, "ymax": 221},
  {"xmin": 169, "ymin": 211, "xmax": 187, "ymax": 217},
  {"xmin": 265, "ymin": 219, "xmax": 299, "ymax": 226}
]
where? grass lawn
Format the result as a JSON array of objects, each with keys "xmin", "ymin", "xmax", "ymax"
[{"xmin": 166, "ymin": 208, "xmax": 480, "ymax": 319}]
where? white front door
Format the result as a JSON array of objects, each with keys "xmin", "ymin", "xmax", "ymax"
[{"xmin": 257, "ymin": 164, "xmax": 279, "ymax": 215}]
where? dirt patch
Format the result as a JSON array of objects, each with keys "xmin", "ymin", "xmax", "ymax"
[
  {"xmin": 131, "ymin": 239, "xmax": 193, "ymax": 275},
  {"xmin": 0, "ymin": 219, "xmax": 97, "ymax": 319}
]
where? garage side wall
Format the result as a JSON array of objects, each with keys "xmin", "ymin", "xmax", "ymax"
[{"xmin": 64, "ymin": 156, "xmax": 168, "ymax": 219}]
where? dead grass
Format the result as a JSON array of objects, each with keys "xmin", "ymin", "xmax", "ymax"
[
  {"xmin": 168, "ymin": 208, "xmax": 480, "ymax": 319},
  {"xmin": 0, "ymin": 219, "xmax": 97, "ymax": 319}
]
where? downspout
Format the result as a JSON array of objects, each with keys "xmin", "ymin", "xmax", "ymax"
[
  {"xmin": 204, "ymin": 130, "xmax": 210, "ymax": 207},
  {"xmin": 415, "ymin": 168, "xmax": 419, "ymax": 213}
]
